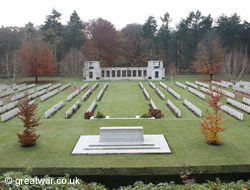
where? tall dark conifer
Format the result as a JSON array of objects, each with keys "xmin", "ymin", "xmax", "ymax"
[{"xmin": 64, "ymin": 11, "xmax": 85, "ymax": 51}]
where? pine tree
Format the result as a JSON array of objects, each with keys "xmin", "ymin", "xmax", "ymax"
[
  {"xmin": 64, "ymin": 10, "xmax": 85, "ymax": 50},
  {"xmin": 142, "ymin": 16, "xmax": 158, "ymax": 58},
  {"xmin": 41, "ymin": 9, "xmax": 62, "ymax": 63}
]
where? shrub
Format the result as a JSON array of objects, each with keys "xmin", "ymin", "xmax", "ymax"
[
  {"xmin": 17, "ymin": 97, "xmax": 41, "ymax": 147},
  {"xmin": 0, "ymin": 171, "xmax": 106, "ymax": 189},
  {"xmin": 96, "ymin": 111, "xmax": 105, "ymax": 118},
  {"xmin": 84, "ymin": 112, "xmax": 93, "ymax": 119},
  {"xmin": 201, "ymin": 87, "xmax": 226, "ymax": 145},
  {"xmin": 148, "ymin": 108, "xmax": 164, "ymax": 118},
  {"xmin": 140, "ymin": 113, "xmax": 150, "ymax": 118},
  {"xmin": 0, "ymin": 171, "xmax": 250, "ymax": 189}
]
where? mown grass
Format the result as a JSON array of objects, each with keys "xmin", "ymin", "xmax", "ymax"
[{"xmin": 0, "ymin": 75, "xmax": 250, "ymax": 176}]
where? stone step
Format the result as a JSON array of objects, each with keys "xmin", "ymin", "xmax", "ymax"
[
  {"xmin": 89, "ymin": 143, "xmax": 155, "ymax": 147},
  {"xmin": 84, "ymin": 146, "xmax": 160, "ymax": 150}
]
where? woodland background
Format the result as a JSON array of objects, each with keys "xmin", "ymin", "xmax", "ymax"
[{"xmin": 0, "ymin": 9, "xmax": 250, "ymax": 81}]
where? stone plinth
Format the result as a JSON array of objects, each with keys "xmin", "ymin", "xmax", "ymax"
[
  {"xmin": 72, "ymin": 126, "xmax": 172, "ymax": 155},
  {"xmin": 99, "ymin": 126, "xmax": 144, "ymax": 142}
]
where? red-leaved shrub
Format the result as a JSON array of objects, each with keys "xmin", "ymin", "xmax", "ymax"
[
  {"xmin": 84, "ymin": 112, "xmax": 94, "ymax": 119},
  {"xmin": 148, "ymin": 108, "xmax": 164, "ymax": 118}
]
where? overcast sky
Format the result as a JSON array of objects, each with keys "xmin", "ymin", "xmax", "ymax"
[{"xmin": 0, "ymin": 0, "xmax": 249, "ymax": 29}]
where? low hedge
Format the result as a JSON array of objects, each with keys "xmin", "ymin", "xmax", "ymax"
[{"xmin": 0, "ymin": 171, "xmax": 249, "ymax": 189}]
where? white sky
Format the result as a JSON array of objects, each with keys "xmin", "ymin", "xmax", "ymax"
[{"xmin": 0, "ymin": 0, "xmax": 250, "ymax": 30}]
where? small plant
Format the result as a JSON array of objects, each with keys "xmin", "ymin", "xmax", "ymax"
[
  {"xmin": 96, "ymin": 111, "xmax": 105, "ymax": 118},
  {"xmin": 140, "ymin": 113, "xmax": 150, "ymax": 118},
  {"xmin": 201, "ymin": 87, "xmax": 227, "ymax": 145},
  {"xmin": 84, "ymin": 112, "xmax": 93, "ymax": 119},
  {"xmin": 17, "ymin": 97, "xmax": 41, "ymax": 147},
  {"xmin": 180, "ymin": 163, "xmax": 203, "ymax": 184},
  {"xmin": 148, "ymin": 108, "xmax": 164, "ymax": 118}
]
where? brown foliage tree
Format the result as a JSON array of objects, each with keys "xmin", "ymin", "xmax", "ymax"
[
  {"xmin": 18, "ymin": 40, "xmax": 56, "ymax": 81},
  {"xmin": 83, "ymin": 18, "xmax": 119, "ymax": 66},
  {"xmin": 194, "ymin": 32, "xmax": 224, "ymax": 80},
  {"xmin": 17, "ymin": 97, "xmax": 41, "ymax": 147},
  {"xmin": 121, "ymin": 24, "xmax": 148, "ymax": 66},
  {"xmin": 201, "ymin": 88, "xmax": 226, "ymax": 145}
]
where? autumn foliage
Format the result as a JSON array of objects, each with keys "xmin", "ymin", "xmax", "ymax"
[
  {"xmin": 201, "ymin": 88, "xmax": 226, "ymax": 145},
  {"xmin": 83, "ymin": 18, "xmax": 119, "ymax": 67},
  {"xmin": 17, "ymin": 97, "xmax": 41, "ymax": 147},
  {"xmin": 148, "ymin": 108, "xmax": 164, "ymax": 118},
  {"xmin": 84, "ymin": 112, "xmax": 94, "ymax": 119},
  {"xmin": 194, "ymin": 37, "xmax": 224, "ymax": 80},
  {"xmin": 18, "ymin": 40, "xmax": 56, "ymax": 81}
]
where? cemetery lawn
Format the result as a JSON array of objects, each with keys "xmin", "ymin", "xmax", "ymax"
[{"xmin": 0, "ymin": 75, "xmax": 250, "ymax": 176}]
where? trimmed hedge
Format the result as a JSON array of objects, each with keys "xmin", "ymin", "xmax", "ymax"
[
  {"xmin": 122, "ymin": 180, "xmax": 250, "ymax": 189},
  {"xmin": 0, "ymin": 171, "xmax": 250, "ymax": 189}
]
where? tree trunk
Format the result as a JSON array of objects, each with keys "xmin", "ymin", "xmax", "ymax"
[
  {"xmin": 35, "ymin": 76, "xmax": 38, "ymax": 82},
  {"xmin": 209, "ymin": 74, "xmax": 213, "ymax": 81}
]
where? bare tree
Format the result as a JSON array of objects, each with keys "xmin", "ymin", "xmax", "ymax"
[
  {"xmin": 60, "ymin": 48, "xmax": 86, "ymax": 79},
  {"xmin": 223, "ymin": 49, "xmax": 249, "ymax": 84},
  {"xmin": 0, "ymin": 51, "xmax": 26, "ymax": 86},
  {"xmin": 168, "ymin": 64, "xmax": 177, "ymax": 85}
]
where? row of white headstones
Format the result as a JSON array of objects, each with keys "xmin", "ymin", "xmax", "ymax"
[
  {"xmin": 45, "ymin": 82, "xmax": 107, "ymax": 119},
  {"xmin": 179, "ymin": 81, "xmax": 249, "ymax": 120},
  {"xmin": 140, "ymin": 80, "xmax": 250, "ymax": 120},
  {"xmin": 1, "ymin": 80, "xmax": 250, "ymax": 121},
  {"xmin": 1, "ymin": 82, "xmax": 94, "ymax": 121},
  {"xmin": 140, "ymin": 81, "xmax": 200, "ymax": 118}
]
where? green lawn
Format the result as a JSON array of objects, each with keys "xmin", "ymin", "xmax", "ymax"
[{"xmin": 0, "ymin": 75, "xmax": 250, "ymax": 176}]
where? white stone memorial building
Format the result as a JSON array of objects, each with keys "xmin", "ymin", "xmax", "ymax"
[{"xmin": 83, "ymin": 60, "xmax": 165, "ymax": 81}]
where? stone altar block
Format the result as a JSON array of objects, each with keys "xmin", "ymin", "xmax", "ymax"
[
  {"xmin": 72, "ymin": 126, "xmax": 171, "ymax": 155},
  {"xmin": 99, "ymin": 127, "xmax": 144, "ymax": 142}
]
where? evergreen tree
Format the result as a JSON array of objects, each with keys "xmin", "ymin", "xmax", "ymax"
[
  {"xmin": 216, "ymin": 13, "xmax": 244, "ymax": 50},
  {"xmin": 176, "ymin": 11, "xmax": 213, "ymax": 71},
  {"xmin": 64, "ymin": 10, "xmax": 85, "ymax": 51},
  {"xmin": 156, "ymin": 12, "xmax": 171, "ymax": 67},
  {"xmin": 41, "ymin": 9, "xmax": 63, "ymax": 63},
  {"xmin": 142, "ymin": 16, "xmax": 158, "ymax": 58},
  {"xmin": 142, "ymin": 16, "xmax": 158, "ymax": 39},
  {"xmin": 23, "ymin": 22, "xmax": 36, "ymax": 41}
]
